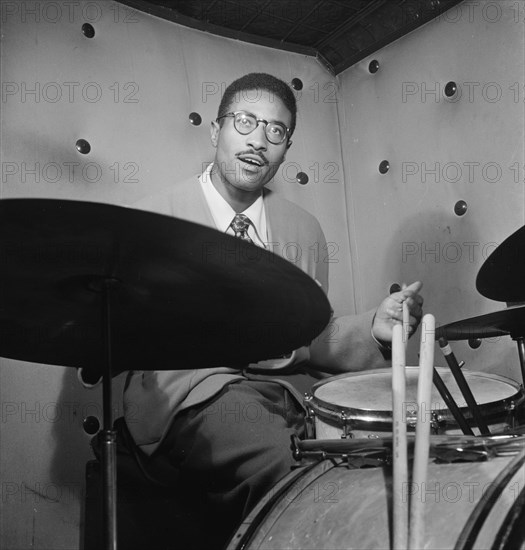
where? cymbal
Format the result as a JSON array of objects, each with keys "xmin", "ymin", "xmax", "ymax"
[
  {"xmin": 476, "ymin": 225, "xmax": 525, "ymax": 302},
  {"xmin": 435, "ymin": 305, "xmax": 525, "ymax": 341},
  {"xmin": 0, "ymin": 199, "xmax": 331, "ymax": 373}
]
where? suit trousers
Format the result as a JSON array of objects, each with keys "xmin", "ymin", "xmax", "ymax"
[{"xmin": 141, "ymin": 378, "xmax": 306, "ymax": 549}]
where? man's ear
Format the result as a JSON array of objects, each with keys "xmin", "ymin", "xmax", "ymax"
[
  {"xmin": 210, "ymin": 120, "xmax": 220, "ymax": 147},
  {"xmin": 286, "ymin": 139, "xmax": 293, "ymax": 150}
]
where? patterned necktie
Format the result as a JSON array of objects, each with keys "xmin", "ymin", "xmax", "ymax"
[{"xmin": 230, "ymin": 213, "xmax": 253, "ymax": 243}]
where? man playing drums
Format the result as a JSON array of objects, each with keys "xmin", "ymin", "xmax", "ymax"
[{"xmin": 88, "ymin": 73, "xmax": 424, "ymax": 548}]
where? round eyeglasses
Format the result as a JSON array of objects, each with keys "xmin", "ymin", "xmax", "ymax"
[{"xmin": 216, "ymin": 111, "xmax": 290, "ymax": 145}]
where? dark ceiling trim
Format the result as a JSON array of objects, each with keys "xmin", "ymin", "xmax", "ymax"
[
  {"xmin": 333, "ymin": 0, "xmax": 464, "ymax": 74},
  {"xmin": 315, "ymin": 0, "xmax": 388, "ymax": 51},
  {"xmin": 280, "ymin": 0, "xmax": 325, "ymax": 43},
  {"xmin": 117, "ymin": 0, "xmax": 320, "ymax": 59}
]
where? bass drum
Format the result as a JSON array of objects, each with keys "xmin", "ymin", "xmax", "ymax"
[{"xmin": 227, "ymin": 442, "xmax": 525, "ymax": 550}]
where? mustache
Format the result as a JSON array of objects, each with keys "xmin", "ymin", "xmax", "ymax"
[{"xmin": 236, "ymin": 150, "xmax": 269, "ymax": 165}]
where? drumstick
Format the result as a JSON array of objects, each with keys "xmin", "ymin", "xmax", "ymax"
[
  {"xmin": 392, "ymin": 322, "xmax": 408, "ymax": 550},
  {"xmin": 438, "ymin": 338, "xmax": 491, "ymax": 436},
  {"xmin": 432, "ymin": 367, "xmax": 474, "ymax": 435},
  {"xmin": 409, "ymin": 314, "xmax": 435, "ymax": 550},
  {"xmin": 402, "ymin": 296, "xmax": 410, "ymax": 346}
]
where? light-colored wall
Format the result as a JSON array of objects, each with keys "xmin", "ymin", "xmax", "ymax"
[
  {"xmin": 338, "ymin": 0, "xmax": 525, "ymax": 381},
  {"xmin": 0, "ymin": 2, "xmax": 350, "ymax": 548},
  {"xmin": 1, "ymin": 0, "xmax": 524, "ymax": 548}
]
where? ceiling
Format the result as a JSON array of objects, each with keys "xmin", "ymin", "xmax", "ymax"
[{"xmin": 118, "ymin": 0, "xmax": 463, "ymax": 74}]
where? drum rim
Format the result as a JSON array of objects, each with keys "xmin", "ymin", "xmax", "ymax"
[
  {"xmin": 226, "ymin": 460, "xmax": 330, "ymax": 550},
  {"xmin": 309, "ymin": 368, "xmax": 524, "ymax": 426},
  {"xmin": 454, "ymin": 450, "xmax": 525, "ymax": 550}
]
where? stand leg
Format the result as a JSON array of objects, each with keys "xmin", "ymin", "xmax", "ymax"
[
  {"xmin": 102, "ymin": 279, "xmax": 118, "ymax": 550},
  {"xmin": 514, "ymin": 337, "xmax": 525, "ymax": 388},
  {"xmin": 102, "ymin": 429, "xmax": 117, "ymax": 550}
]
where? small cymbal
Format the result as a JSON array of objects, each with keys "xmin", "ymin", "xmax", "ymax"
[
  {"xmin": 0, "ymin": 199, "xmax": 332, "ymax": 373},
  {"xmin": 476, "ymin": 225, "xmax": 525, "ymax": 302},
  {"xmin": 435, "ymin": 305, "xmax": 525, "ymax": 341}
]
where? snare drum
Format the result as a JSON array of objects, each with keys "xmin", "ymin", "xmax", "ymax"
[
  {"xmin": 306, "ymin": 368, "xmax": 524, "ymax": 439},
  {"xmin": 227, "ymin": 439, "xmax": 525, "ymax": 550}
]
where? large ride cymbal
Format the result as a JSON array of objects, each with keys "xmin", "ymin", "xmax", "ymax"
[
  {"xmin": 476, "ymin": 225, "xmax": 525, "ymax": 302},
  {"xmin": 0, "ymin": 199, "xmax": 331, "ymax": 373},
  {"xmin": 435, "ymin": 305, "xmax": 525, "ymax": 341}
]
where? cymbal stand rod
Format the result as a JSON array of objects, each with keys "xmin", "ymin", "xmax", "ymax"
[
  {"xmin": 432, "ymin": 368, "xmax": 473, "ymax": 435},
  {"xmin": 514, "ymin": 337, "xmax": 525, "ymax": 388},
  {"xmin": 438, "ymin": 338, "xmax": 491, "ymax": 436},
  {"xmin": 101, "ymin": 279, "xmax": 118, "ymax": 550}
]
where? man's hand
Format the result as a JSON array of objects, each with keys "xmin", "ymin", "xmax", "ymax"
[{"xmin": 371, "ymin": 281, "xmax": 424, "ymax": 345}]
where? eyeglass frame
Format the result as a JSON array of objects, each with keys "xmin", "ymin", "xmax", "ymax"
[{"xmin": 215, "ymin": 110, "xmax": 291, "ymax": 145}]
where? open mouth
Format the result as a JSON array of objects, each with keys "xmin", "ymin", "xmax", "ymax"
[{"xmin": 238, "ymin": 154, "xmax": 266, "ymax": 167}]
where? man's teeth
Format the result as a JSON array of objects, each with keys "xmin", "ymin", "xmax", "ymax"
[{"xmin": 242, "ymin": 157, "xmax": 262, "ymax": 166}]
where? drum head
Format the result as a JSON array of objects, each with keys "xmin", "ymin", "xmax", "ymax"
[
  {"xmin": 228, "ymin": 445, "xmax": 525, "ymax": 550},
  {"xmin": 313, "ymin": 368, "xmax": 520, "ymax": 412}
]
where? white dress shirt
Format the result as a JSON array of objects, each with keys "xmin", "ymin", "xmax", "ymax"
[{"xmin": 199, "ymin": 163, "xmax": 268, "ymax": 248}]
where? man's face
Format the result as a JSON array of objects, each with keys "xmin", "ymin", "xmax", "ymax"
[{"xmin": 210, "ymin": 90, "xmax": 292, "ymax": 197}]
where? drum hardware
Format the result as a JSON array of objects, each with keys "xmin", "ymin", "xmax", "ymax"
[
  {"xmin": 438, "ymin": 337, "xmax": 491, "ymax": 435},
  {"xmin": 0, "ymin": 199, "xmax": 331, "ymax": 550},
  {"xmin": 425, "ymin": 411, "xmax": 442, "ymax": 435},
  {"xmin": 303, "ymin": 393, "xmax": 316, "ymax": 440},
  {"xmin": 433, "ymin": 437, "xmax": 525, "ymax": 462},
  {"xmin": 433, "ymin": 444, "xmax": 492, "ymax": 463},
  {"xmin": 403, "ymin": 409, "xmax": 441, "ymax": 433},
  {"xmin": 291, "ymin": 435, "xmax": 389, "ymax": 467},
  {"xmin": 339, "ymin": 411, "xmax": 353, "ymax": 439},
  {"xmin": 436, "ymin": 305, "xmax": 525, "ymax": 387},
  {"xmin": 293, "ymin": 434, "xmax": 525, "ymax": 462},
  {"xmin": 504, "ymin": 400, "xmax": 519, "ymax": 432},
  {"xmin": 514, "ymin": 335, "xmax": 525, "ymax": 388},
  {"xmin": 403, "ymin": 406, "xmax": 441, "ymax": 433}
]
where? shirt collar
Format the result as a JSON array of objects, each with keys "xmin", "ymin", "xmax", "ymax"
[{"xmin": 199, "ymin": 163, "xmax": 267, "ymax": 245}]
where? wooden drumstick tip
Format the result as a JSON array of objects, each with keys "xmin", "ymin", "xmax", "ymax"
[
  {"xmin": 402, "ymin": 300, "xmax": 410, "ymax": 345},
  {"xmin": 409, "ymin": 313, "xmax": 435, "ymax": 550},
  {"xmin": 392, "ymin": 322, "xmax": 408, "ymax": 550}
]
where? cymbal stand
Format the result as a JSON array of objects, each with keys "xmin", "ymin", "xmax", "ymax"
[
  {"xmin": 513, "ymin": 336, "xmax": 525, "ymax": 388},
  {"xmin": 99, "ymin": 277, "xmax": 119, "ymax": 550}
]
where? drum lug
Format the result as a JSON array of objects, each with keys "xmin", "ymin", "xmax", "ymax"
[
  {"xmin": 303, "ymin": 393, "xmax": 316, "ymax": 439},
  {"xmin": 340, "ymin": 411, "xmax": 354, "ymax": 439},
  {"xmin": 412, "ymin": 412, "xmax": 443, "ymax": 434},
  {"xmin": 505, "ymin": 400, "xmax": 516, "ymax": 430},
  {"xmin": 406, "ymin": 415, "xmax": 417, "ymax": 430},
  {"xmin": 431, "ymin": 412, "xmax": 442, "ymax": 435},
  {"xmin": 291, "ymin": 434, "xmax": 302, "ymax": 461}
]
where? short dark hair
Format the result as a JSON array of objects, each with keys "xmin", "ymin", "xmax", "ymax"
[{"xmin": 217, "ymin": 73, "xmax": 297, "ymax": 137}]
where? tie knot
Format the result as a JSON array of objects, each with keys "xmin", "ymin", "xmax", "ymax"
[
  {"xmin": 230, "ymin": 213, "xmax": 253, "ymax": 242},
  {"xmin": 231, "ymin": 213, "xmax": 251, "ymax": 232}
]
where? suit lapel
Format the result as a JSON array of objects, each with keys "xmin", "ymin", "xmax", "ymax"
[{"xmin": 179, "ymin": 175, "xmax": 216, "ymax": 228}]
